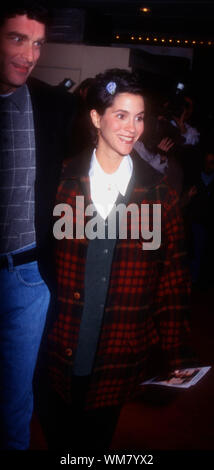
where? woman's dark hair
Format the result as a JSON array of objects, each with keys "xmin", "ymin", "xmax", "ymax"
[
  {"xmin": 0, "ymin": 2, "xmax": 51, "ymax": 28},
  {"xmin": 86, "ymin": 68, "xmax": 144, "ymax": 115}
]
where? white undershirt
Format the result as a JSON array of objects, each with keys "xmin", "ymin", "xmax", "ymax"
[{"xmin": 89, "ymin": 149, "xmax": 133, "ymax": 219}]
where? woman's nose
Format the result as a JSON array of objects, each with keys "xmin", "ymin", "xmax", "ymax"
[{"xmin": 125, "ymin": 119, "xmax": 136, "ymax": 133}]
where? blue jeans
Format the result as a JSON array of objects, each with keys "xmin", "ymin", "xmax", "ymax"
[{"xmin": 0, "ymin": 244, "xmax": 50, "ymax": 449}]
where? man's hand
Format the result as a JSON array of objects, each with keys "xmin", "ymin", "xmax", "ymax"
[
  {"xmin": 157, "ymin": 137, "xmax": 175, "ymax": 154},
  {"xmin": 188, "ymin": 185, "xmax": 198, "ymax": 199},
  {"xmin": 174, "ymin": 112, "xmax": 187, "ymax": 134}
]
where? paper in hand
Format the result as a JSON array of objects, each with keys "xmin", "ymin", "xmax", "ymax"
[{"xmin": 141, "ymin": 366, "xmax": 211, "ymax": 389}]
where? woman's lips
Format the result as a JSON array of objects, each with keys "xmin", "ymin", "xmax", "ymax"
[{"xmin": 118, "ymin": 135, "xmax": 135, "ymax": 144}]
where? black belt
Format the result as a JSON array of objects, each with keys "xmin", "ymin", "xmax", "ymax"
[{"xmin": 0, "ymin": 247, "xmax": 38, "ymax": 270}]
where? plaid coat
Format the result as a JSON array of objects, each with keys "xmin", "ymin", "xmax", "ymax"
[{"xmin": 48, "ymin": 151, "xmax": 195, "ymax": 410}]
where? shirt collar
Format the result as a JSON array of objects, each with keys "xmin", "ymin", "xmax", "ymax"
[
  {"xmin": 201, "ymin": 171, "xmax": 214, "ymax": 186},
  {"xmin": 89, "ymin": 148, "xmax": 133, "ymax": 196},
  {"xmin": 4, "ymin": 84, "xmax": 28, "ymax": 112}
]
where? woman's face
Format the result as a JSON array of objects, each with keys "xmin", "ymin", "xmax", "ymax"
[{"xmin": 91, "ymin": 92, "xmax": 145, "ymax": 160}]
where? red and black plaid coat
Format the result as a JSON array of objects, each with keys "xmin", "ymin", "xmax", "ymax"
[{"xmin": 48, "ymin": 151, "xmax": 195, "ymax": 410}]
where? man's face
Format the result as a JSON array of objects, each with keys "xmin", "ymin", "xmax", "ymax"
[
  {"xmin": 0, "ymin": 14, "xmax": 45, "ymax": 93},
  {"xmin": 205, "ymin": 153, "xmax": 214, "ymax": 173}
]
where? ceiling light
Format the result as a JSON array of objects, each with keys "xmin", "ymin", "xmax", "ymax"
[{"xmin": 140, "ymin": 7, "xmax": 151, "ymax": 13}]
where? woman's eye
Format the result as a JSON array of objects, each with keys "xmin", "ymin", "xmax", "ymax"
[
  {"xmin": 136, "ymin": 115, "xmax": 144, "ymax": 122},
  {"xmin": 117, "ymin": 113, "xmax": 125, "ymax": 119}
]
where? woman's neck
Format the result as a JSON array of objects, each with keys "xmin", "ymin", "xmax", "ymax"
[{"xmin": 95, "ymin": 147, "xmax": 123, "ymax": 174}]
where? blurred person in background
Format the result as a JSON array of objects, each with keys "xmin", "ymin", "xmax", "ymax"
[{"xmin": 182, "ymin": 140, "xmax": 214, "ymax": 288}]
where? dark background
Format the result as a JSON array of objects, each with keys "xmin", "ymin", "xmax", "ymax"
[{"xmin": 42, "ymin": 1, "xmax": 214, "ymax": 132}]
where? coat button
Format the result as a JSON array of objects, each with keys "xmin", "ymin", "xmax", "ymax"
[
  {"xmin": 65, "ymin": 348, "xmax": 73, "ymax": 357},
  {"xmin": 74, "ymin": 291, "xmax": 80, "ymax": 300}
]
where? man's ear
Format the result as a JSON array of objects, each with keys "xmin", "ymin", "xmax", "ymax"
[{"xmin": 90, "ymin": 109, "xmax": 101, "ymax": 129}]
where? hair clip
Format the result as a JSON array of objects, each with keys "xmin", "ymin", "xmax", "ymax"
[{"xmin": 106, "ymin": 81, "xmax": 117, "ymax": 95}]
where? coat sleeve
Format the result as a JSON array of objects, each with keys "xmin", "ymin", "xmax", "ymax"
[{"xmin": 152, "ymin": 187, "xmax": 198, "ymax": 372}]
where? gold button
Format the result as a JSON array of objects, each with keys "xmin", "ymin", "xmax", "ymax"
[
  {"xmin": 74, "ymin": 291, "xmax": 80, "ymax": 300},
  {"xmin": 65, "ymin": 348, "xmax": 73, "ymax": 357}
]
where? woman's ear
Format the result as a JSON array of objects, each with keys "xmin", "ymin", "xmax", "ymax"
[{"xmin": 90, "ymin": 109, "xmax": 101, "ymax": 129}]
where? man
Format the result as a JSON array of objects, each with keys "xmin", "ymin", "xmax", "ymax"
[
  {"xmin": 133, "ymin": 136, "xmax": 184, "ymax": 197},
  {"xmin": 0, "ymin": 4, "xmax": 75, "ymax": 449}
]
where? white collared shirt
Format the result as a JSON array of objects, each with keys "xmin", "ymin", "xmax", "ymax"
[{"xmin": 89, "ymin": 149, "xmax": 133, "ymax": 219}]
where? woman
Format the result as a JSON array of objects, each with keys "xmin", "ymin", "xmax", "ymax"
[{"xmin": 46, "ymin": 69, "xmax": 195, "ymax": 451}]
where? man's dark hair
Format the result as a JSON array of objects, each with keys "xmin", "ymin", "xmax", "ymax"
[{"xmin": 0, "ymin": 2, "xmax": 51, "ymax": 28}]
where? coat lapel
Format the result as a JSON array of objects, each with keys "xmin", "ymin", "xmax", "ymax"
[{"xmin": 61, "ymin": 148, "xmax": 163, "ymax": 201}]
